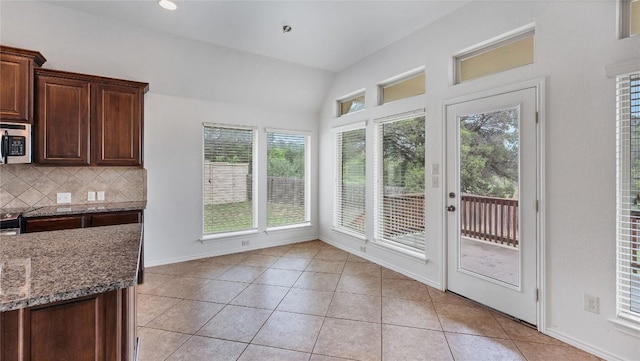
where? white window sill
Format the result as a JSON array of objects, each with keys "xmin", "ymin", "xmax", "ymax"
[
  {"xmin": 200, "ymin": 229, "xmax": 258, "ymax": 242},
  {"xmin": 332, "ymin": 226, "xmax": 367, "ymax": 241},
  {"xmin": 372, "ymin": 238, "xmax": 428, "ymax": 263},
  {"xmin": 609, "ymin": 317, "xmax": 640, "ymax": 338},
  {"xmin": 265, "ymin": 222, "xmax": 312, "ymax": 234}
]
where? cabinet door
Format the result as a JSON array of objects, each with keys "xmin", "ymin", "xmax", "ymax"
[
  {"xmin": 23, "ymin": 215, "xmax": 85, "ymax": 233},
  {"xmin": 35, "ymin": 75, "xmax": 90, "ymax": 165},
  {"xmin": 0, "ymin": 54, "xmax": 30, "ymax": 122},
  {"xmin": 92, "ymin": 84, "xmax": 143, "ymax": 166},
  {"xmin": 91, "ymin": 211, "xmax": 142, "ymax": 227},
  {"xmin": 1, "ymin": 288, "xmax": 135, "ymax": 361}
]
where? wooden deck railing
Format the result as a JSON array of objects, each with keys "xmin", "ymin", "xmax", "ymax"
[{"xmin": 461, "ymin": 194, "xmax": 519, "ymax": 248}]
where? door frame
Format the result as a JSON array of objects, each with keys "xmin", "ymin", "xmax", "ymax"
[{"xmin": 441, "ymin": 78, "xmax": 546, "ymax": 331}]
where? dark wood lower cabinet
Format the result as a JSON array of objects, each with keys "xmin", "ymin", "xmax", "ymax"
[
  {"xmin": 22, "ymin": 214, "xmax": 86, "ymax": 233},
  {"xmin": 0, "ymin": 287, "xmax": 136, "ymax": 361}
]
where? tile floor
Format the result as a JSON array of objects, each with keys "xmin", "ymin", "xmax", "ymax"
[{"xmin": 137, "ymin": 240, "xmax": 601, "ymax": 361}]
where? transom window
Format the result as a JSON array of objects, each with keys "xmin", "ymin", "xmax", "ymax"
[
  {"xmin": 380, "ymin": 72, "xmax": 426, "ymax": 105},
  {"xmin": 454, "ymin": 28, "xmax": 534, "ymax": 84},
  {"xmin": 338, "ymin": 93, "xmax": 366, "ymax": 117}
]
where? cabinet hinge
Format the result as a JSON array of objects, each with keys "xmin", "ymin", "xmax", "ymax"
[
  {"xmin": 535, "ymin": 112, "xmax": 539, "ymax": 124},
  {"xmin": 536, "ymin": 200, "xmax": 539, "ymax": 212},
  {"xmin": 536, "ymin": 289, "xmax": 539, "ymax": 302}
]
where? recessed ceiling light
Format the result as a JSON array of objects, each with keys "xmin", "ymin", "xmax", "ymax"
[{"xmin": 158, "ymin": 0, "xmax": 177, "ymax": 11}]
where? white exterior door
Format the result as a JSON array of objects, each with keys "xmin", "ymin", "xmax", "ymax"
[{"xmin": 445, "ymin": 86, "xmax": 539, "ymax": 325}]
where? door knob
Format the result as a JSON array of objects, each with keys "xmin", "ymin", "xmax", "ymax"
[{"xmin": 447, "ymin": 205, "xmax": 456, "ymax": 212}]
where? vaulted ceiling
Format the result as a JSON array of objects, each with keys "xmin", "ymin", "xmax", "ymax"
[{"xmin": 51, "ymin": 0, "xmax": 470, "ymax": 72}]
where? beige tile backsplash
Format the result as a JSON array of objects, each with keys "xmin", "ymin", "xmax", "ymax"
[{"xmin": 0, "ymin": 164, "xmax": 146, "ymax": 209}]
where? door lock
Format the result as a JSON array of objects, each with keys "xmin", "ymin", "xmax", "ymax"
[
  {"xmin": 449, "ymin": 192, "xmax": 456, "ymax": 198},
  {"xmin": 447, "ymin": 205, "xmax": 456, "ymax": 212}
]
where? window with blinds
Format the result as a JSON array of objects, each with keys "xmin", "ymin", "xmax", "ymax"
[
  {"xmin": 617, "ymin": 72, "xmax": 640, "ymax": 322},
  {"xmin": 338, "ymin": 93, "xmax": 366, "ymax": 117},
  {"xmin": 455, "ymin": 29, "xmax": 534, "ymax": 84},
  {"xmin": 374, "ymin": 111, "xmax": 426, "ymax": 252},
  {"xmin": 620, "ymin": 0, "xmax": 640, "ymax": 38},
  {"xmin": 267, "ymin": 131, "xmax": 310, "ymax": 228},
  {"xmin": 334, "ymin": 126, "xmax": 366, "ymax": 235},
  {"xmin": 380, "ymin": 73, "xmax": 425, "ymax": 105},
  {"xmin": 203, "ymin": 125, "xmax": 256, "ymax": 235}
]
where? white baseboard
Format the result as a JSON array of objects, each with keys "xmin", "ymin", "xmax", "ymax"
[
  {"xmin": 544, "ymin": 328, "xmax": 627, "ymax": 361},
  {"xmin": 145, "ymin": 236, "xmax": 319, "ymax": 267},
  {"xmin": 318, "ymin": 236, "xmax": 442, "ymax": 290}
]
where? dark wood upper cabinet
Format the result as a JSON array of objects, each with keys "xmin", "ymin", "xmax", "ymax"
[
  {"xmin": 92, "ymin": 83, "xmax": 143, "ymax": 166},
  {"xmin": 34, "ymin": 68, "xmax": 148, "ymax": 166},
  {"xmin": 0, "ymin": 46, "xmax": 46, "ymax": 123},
  {"xmin": 35, "ymin": 74, "xmax": 90, "ymax": 165}
]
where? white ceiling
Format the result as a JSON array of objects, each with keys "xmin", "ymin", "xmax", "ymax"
[{"xmin": 50, "ymin": 0, "xmax": 470, "ymax": 72}]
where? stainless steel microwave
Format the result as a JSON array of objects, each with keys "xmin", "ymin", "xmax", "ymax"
[{"xmin": 0, "ymin": 122, "xmax": 31, "ymax": 164}]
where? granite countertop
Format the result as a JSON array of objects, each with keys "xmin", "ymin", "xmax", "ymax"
[
  {"xmin": 0, "ymin": 223, "xmax": 142, "ymax": 312},
  {"xmin": 21, "ymin": 201, "xmax": 147, "ymax": 218}
]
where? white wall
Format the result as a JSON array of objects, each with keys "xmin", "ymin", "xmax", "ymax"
[
  {"xmin": 0, "ymin": 1, "xmax": 330, "ymax": 264},
  {"xmin": 318, "ymin": 1, "xmax": 639, "ymax": 360}
]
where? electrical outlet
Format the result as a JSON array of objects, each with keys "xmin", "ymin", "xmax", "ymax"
[
  {"xmin": 242, "ymin": 240, "xmax": 250, "ymax": 246},
  {"xmin": 584, "ymin": 294, "xmax": 599, "ymax": 314},
  {"xmin": 87, "ymin": 191, "xmax": 96, "ymax": 201},
  {"xmin": 97, "ymin": 191, "xmax": 105, "ymax": 201},
  {"xmin": 56, "ymin": 192, "xmax": 71, "ymax": 204}
]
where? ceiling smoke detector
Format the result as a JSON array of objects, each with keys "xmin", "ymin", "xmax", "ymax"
[{"xmin": 282, "ymin": 25, "xmax": 292, "ymax": 33}]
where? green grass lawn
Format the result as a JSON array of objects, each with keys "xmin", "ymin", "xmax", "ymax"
[{"xmin": 204, "ymin": 201, "xmax": 305, "ymax": 234}]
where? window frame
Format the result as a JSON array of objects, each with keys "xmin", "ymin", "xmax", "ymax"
[
  {"xmin": 453, "ymin": 25, "xmax": 535, "ymax": 84},
  {"xmin": 378, "ymin": 70, "xmax": 426, "ymax": 105},
  {"xmin": 336, "ymin": 89, "xmax": 366, "ymax": 118},
  {"xmin": 616, "ymin": 71, "xmax": 640, "ymax": 327},
  {"xmin": 332, "ymin": 121, "xmax": 368, "ymax": 239},
  {"xmin": 265, "ymin": 128, "xmax": 312, "ymax": 231},
  {"xmin": 619, "ymin": 0, "xmax": 639, "ymax": 39},
  {"xmin": 372, "ymin": 109, "xmax": 427, "ymax": 259},
  {"xmin": 201, "ymin": 123, "xmax": 258, "ymax": 240}
]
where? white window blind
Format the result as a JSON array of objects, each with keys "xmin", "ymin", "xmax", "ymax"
[
  {"xmin": 617, "ymin": 72, "xmax": 640, "ymax": 322},
  {"xmin": 334, "ymin": 126, "xmax": 366, "ymax": 235},
  {"xmin": 374, "ymin": 110, "xmax": 426, "ymax": 252},
  {"xmin": 267, "ymin": 131, "xmax": 309, "ymax": 228},
  {"xmin": 203, "ymin": 125, "xmax": 256, "ymax": 235}
]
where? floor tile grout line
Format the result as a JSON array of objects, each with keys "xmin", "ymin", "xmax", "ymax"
[{"xmin": 141, "ymin": 240, "xmax": 587, "ymax": 360}]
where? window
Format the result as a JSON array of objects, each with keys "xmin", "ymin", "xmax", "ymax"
[
  {"xmin": 455, "ymin": 29, "xmax": 534, "ymax": 83},
  {"xmin": 267, "ymin": 131, "xmax": 310, "ymax": 228},
  {"xmin": 380, "ymin": 72, "xmax": 425, "ymax": 104},
  {"xmin": 374, "ymin": 110, "xmax": 426, "ymax": 252},
  {"xmin": 334, "ymin": 125, "xmax": 367, "ymax": 235},
  {"xmin": 203, "ymin": 124, "xmax": 256, "ymax": 235},
  {"xmin": 617, "ymin": 71, "xmax": 640, "ymax": 322},
  {"xmin": 338, "ymin": 93, "xmax": 366, "ymax": 117},
  {"xmin": 620, "ymin": 0, "xmax": 640, "ymax": 38}
]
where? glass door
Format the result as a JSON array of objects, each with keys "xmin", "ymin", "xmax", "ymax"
[{"xmin": 445, "ymin": 87, "xmax": 538, "ymax": 325}]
